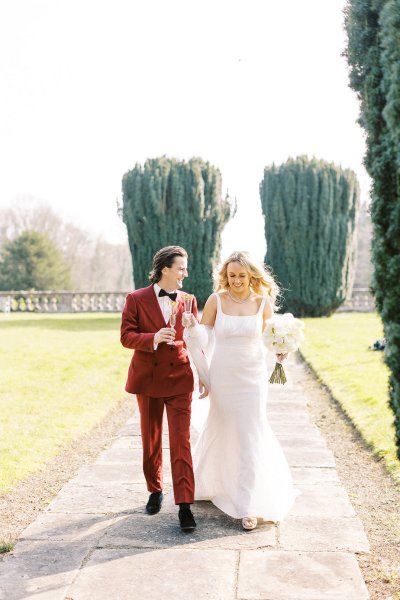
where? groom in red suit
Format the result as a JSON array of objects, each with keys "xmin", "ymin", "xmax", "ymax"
[{"xmin": 120, "ymin": 246, "xmax": 202, "ymax": 531}]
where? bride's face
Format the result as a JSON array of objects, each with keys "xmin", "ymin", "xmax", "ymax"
[{"xmin": 227, "ymin": 262, "xmax": 250, "ymax": 293}]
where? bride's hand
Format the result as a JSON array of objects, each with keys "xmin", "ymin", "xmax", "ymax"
[
  {"xmin": 183, "ymin": 313, "xmax": 196, "ymax": 328},
  {"xmin": 276, "ymin": 353, "xmax": 288, "ymax": 363},
  {"xmin": 199, "ymin": 380, "xmax": 209, "ymax": 399}
]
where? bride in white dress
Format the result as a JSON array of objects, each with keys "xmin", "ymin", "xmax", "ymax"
[{"xmin": 184, "ymin": 251, "xmax": 298, "ymax": 530}]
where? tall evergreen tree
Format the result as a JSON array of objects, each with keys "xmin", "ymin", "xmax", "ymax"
[
  {"xmin": 0, "ymin": 230, "xmax": 72, "ymax": 291},
  {"xmin": 122, "ymin": 156, "xmax": 234, "ymax": 305},
  {"xmin": 345, "ymin": 0, "xmax": 400, "ymax": 458},
  {"xmin": 260, "ymin": 156, "xmax": 360, "ymax": 317}
]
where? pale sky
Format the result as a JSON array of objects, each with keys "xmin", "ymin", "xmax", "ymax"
[{"xmin": 0, "ymin": 0, "xmax": 369, "ymax": 262}]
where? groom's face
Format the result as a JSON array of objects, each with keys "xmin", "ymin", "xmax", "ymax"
[{"xmin": 162, "ymin": 256, "xmax": 188, "ymax": 291}]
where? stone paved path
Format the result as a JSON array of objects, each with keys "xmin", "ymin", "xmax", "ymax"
[{"xmin": 0, "ymin": 356, "xmax": 370, "ymax": 599}]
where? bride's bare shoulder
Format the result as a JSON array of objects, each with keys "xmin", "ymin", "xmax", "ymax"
[
  {"xmin": 205, "ymin": 292, "xmax": 218, "ymax": 305},
  {"xmin": 206, "ymin": 291, "xmax": 226, "ymax": 303},
  {"xmin": 202, "ymin": 293, "xmax": 218, "ymax": 325}
]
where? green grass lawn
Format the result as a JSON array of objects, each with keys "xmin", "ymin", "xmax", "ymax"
[
  {"xmin": 0, "ymin": 313, "xmax": 131, "ymax": 494},
  {"xmin": 300, "ymin": 312, "xmax": 400, "ymax": 484}
]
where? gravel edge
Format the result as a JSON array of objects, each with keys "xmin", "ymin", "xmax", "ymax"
[{"xmin": 296, "ymin": 353, "xmax": 400, "ymax": 600}]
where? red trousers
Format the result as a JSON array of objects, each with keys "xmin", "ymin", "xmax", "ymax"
[{"xmin": 136, "ymin": 392, "xmax": 195, "ymax": 504}]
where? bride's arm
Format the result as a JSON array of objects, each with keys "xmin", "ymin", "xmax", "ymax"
[
  {"xmin": 184, "ymin": 294, "xmax": 217, "ymax": 348},
  {"xmin": 183, "ymin": 294, "xmax": 217, "ymax": 393},
  {"xmin": 200, "ymin": 294, "xmax": 217, "ymax": 327}
]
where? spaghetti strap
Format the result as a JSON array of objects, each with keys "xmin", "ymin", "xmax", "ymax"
[
  {"xmin": 214, "ymin": 292, "xmax": 222, "ymax": 312},
  {"xmin": 258, "ymin": 296, "xmax": 268, "ymax": 315}
]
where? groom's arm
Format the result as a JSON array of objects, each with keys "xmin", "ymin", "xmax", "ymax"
[{"xmin": 120, "ymin": 294, "xmax": 155, "ymax": 352}]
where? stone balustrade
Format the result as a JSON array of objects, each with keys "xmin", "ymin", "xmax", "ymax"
[
  {"xmin": 0, "ymin": 288, "xmax": 375, "ymax": 314},
  {"xmin": 338, "ymin": 288, "xmax": 375, "ymax": 312},
  {"xmin": 0, "ymin": 291, "xmax": 129, "ymax": 313}
]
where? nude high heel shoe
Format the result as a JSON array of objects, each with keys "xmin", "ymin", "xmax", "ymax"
[{"xmin": 242, "ymin": 517, "xmax": 257, "ymax": 530}]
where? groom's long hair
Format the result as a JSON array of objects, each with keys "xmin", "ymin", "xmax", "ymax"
[{"xmin": 149, "ymin": 246, "xmax": 188, "ymax": 284}]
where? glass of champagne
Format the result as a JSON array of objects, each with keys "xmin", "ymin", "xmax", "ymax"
[
  {"xmin": 168, "ymin": 300, "xmax": 178, "ymax": 345},
  {"xmin": 182, "ymin": 293, "xmax": 193, "ymax": 328}
]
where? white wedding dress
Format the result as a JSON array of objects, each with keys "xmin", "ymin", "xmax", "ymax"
[{"xmin": 190, "ymin": 293, "xmax": 298, "ymax": 521}]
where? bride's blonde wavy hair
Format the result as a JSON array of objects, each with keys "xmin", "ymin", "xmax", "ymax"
[{"xmin": 215, "ymin": 251, "xmax": 280, "ymax": 310}]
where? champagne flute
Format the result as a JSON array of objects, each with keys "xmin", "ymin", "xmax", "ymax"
[
  {"xmin": 168, "ymin": 300, "xmax": 178, "ymax": 345},
  {"xmin": 182, "ymin": 293, "xmax": 193, "ymax": 328}
]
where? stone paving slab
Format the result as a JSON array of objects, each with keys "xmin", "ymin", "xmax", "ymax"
[
  {"xmin": 67, "ymin": 548, "xmax": 237, "ymax": 600},
  {"xmin": 111, "ymin": 434, "xmax": 170, "ymax": 449},
  {"xmin": 71, "ymin": 463, "xmax": 137, "ymax": 484},
  {"xmin": 267, "ymin": 401, "xmax": 309, "ymax": 415},
  {"xmin": 0, "ymin": 539, "xmax": 93, "ymax": 600},
  {"xmin": 268, "ymin": 391, "xmax": 308, "ymax": 403},
  {"xmin": 237, "ymin": 550, "xmax": 369, "ymax": 599},
  {"xmin": 291, "ymin": 485, "xmax": 356, "ymax": 517},
  {"xmin": 19, "ymin": 513, "xmax": 118, "ymax": 543},
  {"xmin": 97, "ymin": 512, "xmax": 277, "ymax": 550},
  {"xmin": 117, "ymin": 422, "xmax": 141, "ymax": 436},
  {"xmin": 267, "ymin": 411, "xmax": 311, "ymax": 423},
  {"xmin": 94, "ymin": 447, "xmax": 144, "ymax": 464},
  {"xmin": 279, "ymin": 516, "xmax": 370, "ymax": 552},
  {"xmin": 46, "ymin": 482, "xmax": 150, "ymax": 514},
  {"xmin": 94, "ymin": 447, "xmax": 172, "ymax": 466},
  {"xmin": 283, "ymin": 447, "xmax": 336, "ymax": 467},
  {"xmin": 268, "ymin": 421, "xmax": 320, "ymax": 435},
  {"xmin": 71, "ymin": 461, "xmax": 170, "ymax": 485},
  {"xmin": 290, "ymin": 467, "xmax": 340, "ymax": 485},
  {"xmin": 277, "ymin": 434, "xmax": 326, "ymax": 447},
  {"xmin": 269, "ymin": 387, "xmax": 308, "ymax": 401}
]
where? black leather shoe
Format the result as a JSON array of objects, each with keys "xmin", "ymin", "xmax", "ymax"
[
  {"xmin": 146, "ymin": 491, "xmax": 163, "ymax": 515},
  {"xmin": 178, "ymin": 507, "xmax": 196, "ymax": 531}
]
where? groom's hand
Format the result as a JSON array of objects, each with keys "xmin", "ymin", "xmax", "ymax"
[
  {"xmin": 199, "ymin": 380, "xmax": 209, "ymax": 399},
  {"xmin": 154, "ymin": 327, "xmax": 176, "ymax": 345}
]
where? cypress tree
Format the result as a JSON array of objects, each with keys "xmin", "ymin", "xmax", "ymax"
[
  {"xmin": 260, "ymin": 156, "xmax": 360, "ymax": 317},
  {"xmin": 345, "ymin": 0, "xmax": 400, "ymax": 458},
  {"xmin": 122, "ymin": 156, "xmax": 234, "ymax": 305}
]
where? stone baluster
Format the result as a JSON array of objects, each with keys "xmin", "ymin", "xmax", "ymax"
[
  {"xmin": 97, "ymin": 294, "xmax": 104, "ymax": 311},
  {"xmin": 105, "ymin": 294, "xmax": 112, "ymax": 311},
  {"xmin": 71, "ymin": 294, "xmax": 79, "ymax": 311},
  {"xmin": 0, "ymin": 295, "xmax": 11, "ymax": 313},
  {"xmin": 26, "ymin": 296, "xmax": 34, "ymax": 312},
  {"xmin": 81, "ymin": 294, "xmax": 89, "ymax": 311},
  {"xmin": 88, "ymin": 294, "xmax": 95, "ymax": 311},
  {"xmin": 50, "ymin": 296, "xmax": 58, "ymax": 311}
]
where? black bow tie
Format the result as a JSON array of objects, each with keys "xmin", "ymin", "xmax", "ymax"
[{"xmin": 158, "ymin": 289, "xmax": 178, "ymax": 301}]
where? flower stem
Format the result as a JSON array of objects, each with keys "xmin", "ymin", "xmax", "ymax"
[{"xmin": 269, "ymin": 363, "xmax": 287, "ymax": 385}]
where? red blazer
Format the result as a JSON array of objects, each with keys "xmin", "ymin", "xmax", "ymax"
[{"xmin": 120, "ymin": 285, "xmax": 199, "ymax": 397}]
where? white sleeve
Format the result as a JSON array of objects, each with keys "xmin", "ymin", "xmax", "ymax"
[
  {"xmin": 183, "ymin": 324, "xmax": 214, "ymax": 390},
  {"xmin": 183, "ymin": 322, "xmax": 212, "ymax": 349}
]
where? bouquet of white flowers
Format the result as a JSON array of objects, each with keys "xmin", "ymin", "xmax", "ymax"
[{"xmin": 263, "ymin": 313, "xmax": 305, "ymax": 384}]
